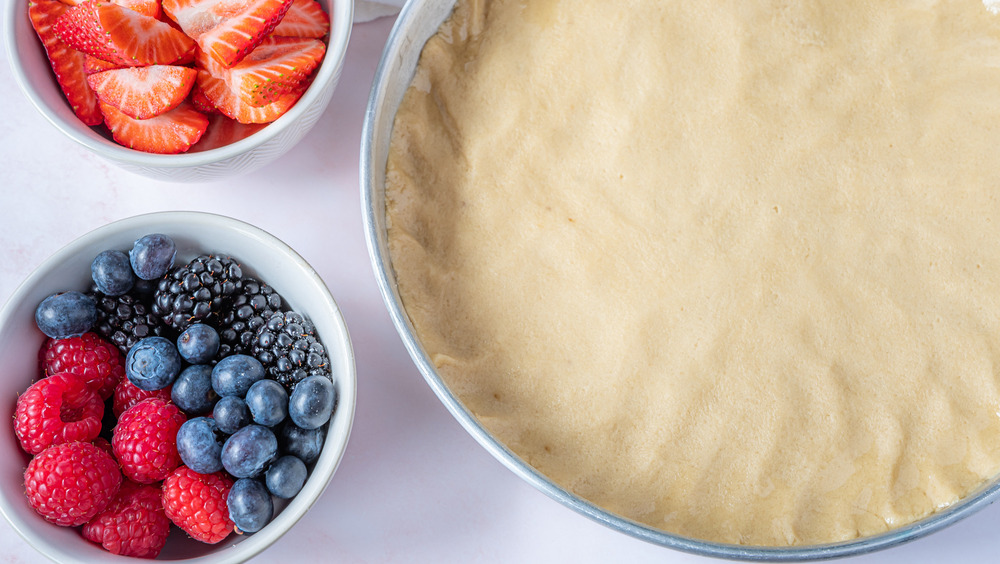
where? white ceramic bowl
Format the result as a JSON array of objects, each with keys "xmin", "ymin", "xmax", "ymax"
[
  {"xmin": 0, "ymin": 211, "xmax": 356, "ymax": 563},
  {"xmin": 4, "ymin": 0, "xmax": 353, "ymax": 182}
]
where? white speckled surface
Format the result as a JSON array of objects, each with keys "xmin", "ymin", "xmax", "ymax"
[{"xmin": 1, "ymin": 14, "xmax": 999, "ymax": 564}]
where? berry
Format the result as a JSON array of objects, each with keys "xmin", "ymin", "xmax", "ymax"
[
  {"xmin": 265, "ymin": 455, "xmax": 307, "ymax": 499},
  {"xmin": 213, "ymin": 395, "xmax": 251, "ymax": 434},
  {"xmin": 197, "ymin": 67, "xmax": 305, "ymax": 124},
  {"xmin": 53, "ymin": 0, "xmax": 195, "ymax": 67},
  {"xmin": 14, "ymin": 372, "xmax": 104, "ymax": 455},
  {"xmin": 90, "ymin": 289, "xmax": 170, "ymax": 356},
  {"xmin": 161, "ymin": 0, "xmax": 294, "ymax": 67},
  {"xmin": 23, "ymin": 442, "xmax": 122, "ymax": 527},
  {"xmin": 100, "ymin": 100, "xmax": 209, "ymax": 154},
  {"xmin": 171, "ymin": 364, "xmax": 218, "ymax": 415},
  {"xmin": 130, "ymin": 233, "xmax": 177, "ymax": 281},
  {"xmin": 278, "ymin": 421, "xmax": 324, "ymax": 464},
  {"xmin": 196, "ymin": 36, "xmax": 324, "ymax": 107},
  {"xmin": 82, "ymin": 481, "xmax": 170, "ymax": 558},
  {"xmin": 288, "ymin": 374, "xmax": 336, "ymax": 430},
  {"xmin": 39, "ymin": 332, "xmax": 124, "ymax": 400},
  {"xmin": 113, "ymin": 398, "xmax": 187, "ymax": 483},
  {"xmin": 273, "ymin": 0, "xmax": 330, "ymax": 39},
  {"xmin": 176, "ymin": 417, "xmax": 225, "ymax": 474},
  {"xmin": 113, "ymin": 376, "xmax": 171, "ymax": 418},
  {"xmin": 245, "ymin": 379, "xmax": 288, "ymax": 427},
  {"xmin": 161, "ymin": 466, "xmax": 234, "ymax": 544},
  {"xmin": 217, "ymin": 277, "xmax": 282, "ymax": 358},
  {"xmin": 212, "ymin": 354, "xmax": 265, "ymax": 397},
  {"xmin": 153, "ymin": 254, "xmax": 244, "ymax": 332},
  {"xmin": 227, "ymin": 478, "xmax": 273, "ymax": 533},
  {"xmin": 27, "ymin": 0, "xmax": 102, "ymax": 126},
  {"xmin": 126, "ymin": 336, "xmax": 182, "ymax": 391},
  {"xmin": 91, "ymin": 249, "xmax": 134, "ymax": 296},
  {"xmin": 221, "ymin": 424, "xmax": 278, "ymax": 478},
  {"xmin": 87, "ymin": 65, "xmax": 197, "ymax": 120},
  {"xmin": 35, "ymin": 291, "xmax": 97, "ymax": 339},
  {"xmin": 252, "ymin": 311, "xmax": 330, "ymax": 392},
  {"xmin": 177, "ymin": 323, "xmax": 220, "ymax": 364}
]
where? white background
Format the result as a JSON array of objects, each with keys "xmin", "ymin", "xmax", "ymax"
[{"xmin": 1, "ymin": 14, "xmax": 999, "ymax": 564}]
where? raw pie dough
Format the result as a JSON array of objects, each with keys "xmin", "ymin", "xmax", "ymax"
[{"xmin": 385, "ymin": 0, "xmax": 1000, "ymax": 546}]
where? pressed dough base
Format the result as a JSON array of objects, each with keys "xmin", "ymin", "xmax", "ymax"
[{"xmin": 385, "ymin": 0, "xmax": 1000, "ymax": 545}]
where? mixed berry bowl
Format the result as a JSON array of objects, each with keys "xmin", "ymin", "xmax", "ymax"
[{"xmin": 0, "ymin": 211, "xmax": 356, "ymax": 562}]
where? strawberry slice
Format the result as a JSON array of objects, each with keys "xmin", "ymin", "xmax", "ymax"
[
  {"xmin": 196, "ymin": 69, "xmax": 304, "ymax": 124},
  {"xmin": 87, "ymin": 65, "xmax": 197, "ymax": 119},
  {"xmin": 83, "ymin": 55, "xmax": 123, "ymax": 75},
  {"xmin": 189, "ymin": 83, "xmax": 219, "ymax": 115},
  {"xmin": 58, "ymin": 0, "xmax": 159, "ymax": 16},
  {"xmin": 162, "ymin": 0, "xmax": 293, "ymax": 67},
  {"xmin": 272, "ymin": 0, "xmax": 329, "ymax": 39},
  {"xmin": 53, "ymin": 0, "xmax": 195, "ymax": 67},
  {"xmin": 99, "ymin": 101, "xmax": 209, "ymax": 154},
  {"xmin": 199, "ymin": 36, "xmax": 324, "ymax": 107},
  {"xmin": 28, "ymin": 0, "xmax": 102, "ymax": 126}
]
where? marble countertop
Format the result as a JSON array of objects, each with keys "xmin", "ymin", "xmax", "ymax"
[{"xmin": 1, "ymin": 14, "xmax": 998, "ymax": 564}]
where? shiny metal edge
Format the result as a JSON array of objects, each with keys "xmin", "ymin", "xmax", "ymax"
[{"xmin": 359, "ymin": 1, "xmax": 1000, "ymax": 560}]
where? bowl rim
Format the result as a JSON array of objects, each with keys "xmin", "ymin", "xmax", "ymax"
[
  {"xmin": 359, "ymin": 1, "xmax": 1000, "ymax": 561},
  {"xmin": 3, "ymin": 0, "xmax": 354, "ymax": 168},
  {"xmin": 0, "ymin": 210, "xmax": 357, "ymax": 563}
]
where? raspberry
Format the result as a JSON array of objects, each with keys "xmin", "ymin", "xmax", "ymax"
[
  {"xmin": 23, "ymin": 442, "xmax": 122, "ymax": 527},
  {"xmin": 83, "ymin": 480, "xmax": 170, "ymax": 558},
  {"xmin": 14, "ymin": 372, "xmax": 104, "ymax": 455},
  {"xmin": 113, "ymin": 376, "xmax": 171, "ymax": 418},
  {"xmin": 162, "ymin": 466, "xmax": 234, "ymax": 544},
  {"xmin": 112, "ymin": 398, "xmax": 187, "ymax": 483},
  {"xmin": 39, "ymin": 332, "xmax": 125, "ymax": 400}
]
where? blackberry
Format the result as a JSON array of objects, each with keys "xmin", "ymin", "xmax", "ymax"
[
  {"xmin": 252, "ymin": 312, "xmax": 330, "ymax": 392},
  {"xmin": 90, "ymin": 289, "xmax": 170, "ymax": 356},
  {"xmin": 217, "ymin": 278, "xmax": 283, "ymax": 358},
  {"xmin": 153, "ymin": 255, "xmax": 243, "ymax": 332}
]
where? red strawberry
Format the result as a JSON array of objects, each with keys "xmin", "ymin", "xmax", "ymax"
[
  {"xmin": 272, "ymin": 0, "xmax": 329, "ymax": 39},
  {"xmin": 198, "ymin": 36, "xmax": 323, "ymax": 107},
  {"xmin": 88, "ymin": 65, "xmax": 197, "ymax": 119},
  {"xmin": 161, "ymin": 466, "xmax": 234, "ymax": 544},
  {"xmin": 53, "ymin": 0, "xmax": 195, "ymax": 67},
  {"xmin": 59, "ymin": 0, "xmax": 160, "ymax": 16},
  {"xmin": 161, "ymin": 0, "xmax": 293, "ymax": 67},
  {"xmin": 27, "ymin": 0, "xmax": 102, "ymax": 125},
  {"xmin": 24, "ymin": 442, "xmax": 122, "ymax": 527},
  {"xmin": 189, "ymin": 83, "xmax": 218, "ymax": 114},
  {"xmin": 83, "ymin": 481, "xmax": 170, "ymax": 558},
  {"xmin": 83, "ymin": 54, "xmax": 123, "ymax": 74},
  {"xmin": 100, "ymin": 100, "xmax": 209, "ymax": 154},
  {"xmin": 196, "ymin": 68, "xmax": 305, "ymax": 124}
]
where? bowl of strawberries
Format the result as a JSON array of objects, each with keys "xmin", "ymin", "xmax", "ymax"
[
  {"xmin": 4, "ymin": 0, "xmax": 353, "ymax": 182},
  {"xmin": 0, "ymin": 211, "xmax": 356, "ymax": 561}
]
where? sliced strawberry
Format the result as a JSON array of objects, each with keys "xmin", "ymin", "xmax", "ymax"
[
  {"xmin": 161, "ymin": 0, "xmax": 293, "ymax": 67},
  {"xmin": 53, "ymin": 0, "xmax": 195, "ymax": 67},
  {"xmin": 83, "ymin": 54, "xmax": 123, "ymax": 75},
  {"xmin": 99, "ymin": 101, "xmax": 209, "ymax": 154},
  {"xmin": 87, "ymin": 65, "xmax": 197, "ymax": 119},
  {"xmin": 198, "ymin": 36, "xmax": 324, "ymax": 107},
  {"xmin": 28, "ymin": 0, "xmax": 102, "ymax": 126},
  {"xmin": 272, "ymin": 0, "xmax": 329, "ymax": 39},
  {"xmin": 189, "ymin": 83, "xmax": 219, "ymax": 114},
  {"xmin": 57, "ymin": 0, "xmax": 158, "ymax": 14},
  {"xmin": 196, "ymin": 69, "xmax": 304, "ymax": 124}
]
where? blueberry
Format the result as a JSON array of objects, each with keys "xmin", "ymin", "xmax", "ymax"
[
  {"xmin": 129, "ymin": 233, "xmax": 176, "ymax": 280},
  {"xmin": 265, "ymin": 455, "xmax": 307, "ymax": 499},
  {"xmin": 91, "ymin": 250, "xmax": 134, "ymax": 296},
  {"xmin": 288, "ymin": 375, "xmax": 336, "ymax": 430},
  {"xmin": 221, "ymin": 424, "xmax": 278, "ymax": 478},
  {"xmin": 125, "ymin": 336, "xmax": 182, "ymax": 390},
  {"xmin": 177, "ymin": 324, "xmax": 220, "ymax": 364},
  {"xmin": 171, "ymin": 365, "xmax": 218, "ymax": 415},
  {"xmin": 34, "ymin": 291, "xmax": 97, "ymax": 339},
  {"xmin": 278, "ymin": 422, "xmax": 325, "ymax": 464},
  {"xmin": 245, "ymin": 380, "xmax": 288, "ymax": 427},
  {"xmin": 228, "ymin": 478, "xmax": 273, "ymax": 533},
  {"xmin": 213, "ymin": 396, "xmax": 252, "ymax": 434},
  {"xmin": 176, "ymin": 417, "xmax": 224, "ymax": 474},
  {"xmin": 212, "ymin": 354, "xmax": 265, "ymax": 397}
]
